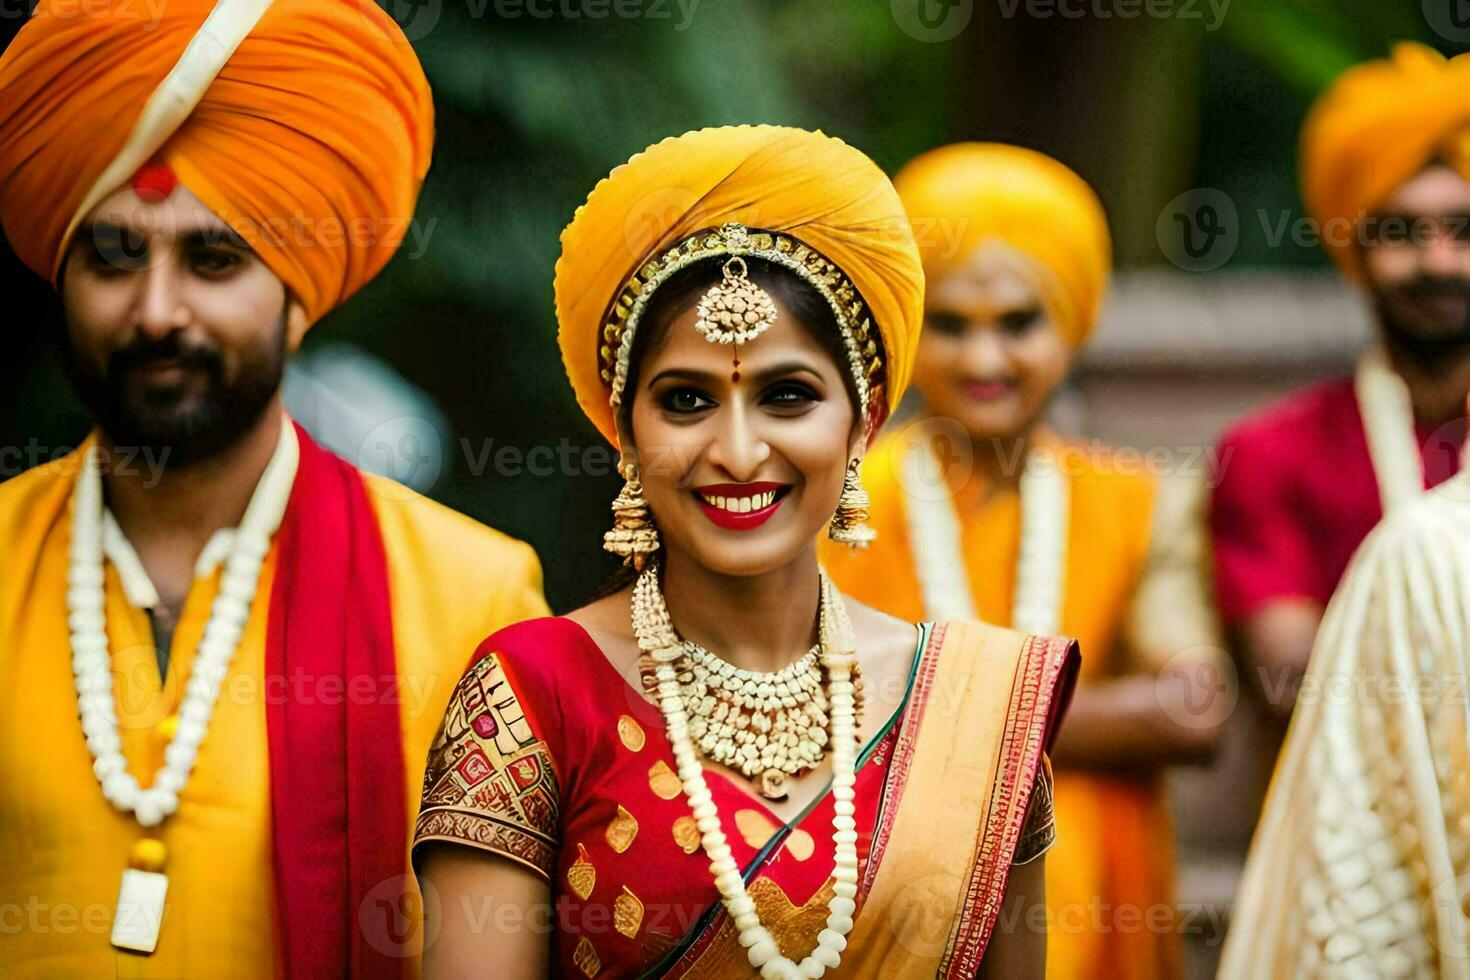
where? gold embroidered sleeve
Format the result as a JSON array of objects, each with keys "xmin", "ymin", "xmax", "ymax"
[
  {"xmin": 1012, "ymin": 754, "xmax": 1055, "ymax": 866},
  {"xmin": 412, "ymin": 652, "xmax": 560, "ymax": 881}
]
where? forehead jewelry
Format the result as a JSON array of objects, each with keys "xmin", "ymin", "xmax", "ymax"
[
  {"xmin": 694, "ymin": 255, "xmax": 779, "ymax": 382},
  {"xmin": 603, "ymin": 223, "xmax": 879, "ymax": 417}
]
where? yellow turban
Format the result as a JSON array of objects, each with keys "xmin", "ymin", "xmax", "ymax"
[
  {"xmin": 893, "ymin": 142, "xmax": 1111, "ymax": 348},
  {"xmin": 1301, "ymin": 42, "xmax": 1470, "ymax": 281},
  {"xmin": 554, "ymin": 125, "xmax": 925, "ymax": 447},
  {"xmin": 0, "ymin": 0, "xmax": 433, "ymax": 325}
]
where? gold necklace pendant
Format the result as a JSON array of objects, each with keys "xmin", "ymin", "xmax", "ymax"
[{"xmin": 758, "ymin": 769, "xmax": 789, "ymax": 801}]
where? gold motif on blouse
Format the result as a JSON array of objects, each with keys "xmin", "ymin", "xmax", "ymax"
[
  {"xmin": 412, "ymin": 653, "xmax": 559, "ymax": 880},
  {"xmin": 605, "ymin": 805, "xmax": 639, "ymax": 853}
]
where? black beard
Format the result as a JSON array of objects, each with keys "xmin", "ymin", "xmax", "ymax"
[
  {"xmin": 1373, "ymin": 274, "xmax": 1470, "ymax": 374},
  {"xmin": 61, "ymin": 317, "xmax": 287, "ymax": 468}
]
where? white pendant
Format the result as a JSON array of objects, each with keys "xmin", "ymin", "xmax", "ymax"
[{"xmin": 111, "ymin": 869, "xmax": 169, "ymax": 954}]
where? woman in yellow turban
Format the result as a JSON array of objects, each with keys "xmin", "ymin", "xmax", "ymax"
[
  {"xmin": 413, "ymin": 126, "xmax": 1079, "ymax": 978},
  {"xmin": 821, "ymin": 143, "xmax": 1230, "ymax": 980}
]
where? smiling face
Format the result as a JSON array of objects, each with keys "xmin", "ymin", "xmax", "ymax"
[
  {"xmin": 1362, "ymin": 164, "xmax": 1470, "ymax": 364},
  {"xmin": 59, "ymin": 181, "xmax": 309, "ymax": 465},
  {"xmin": 911, "ymin": 247, "xmax": 1073, "ymax": 442},
  {"xmin": 623, "ymin": 263, "xmax": 864, "ymax": 578}
]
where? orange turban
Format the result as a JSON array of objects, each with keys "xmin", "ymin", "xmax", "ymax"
[
  {"xmin": 0, "ymin": 0, "xmax": 433, "ymax": 325},
  {"xmin": 554, "ymin": 125, "xmax": 925, "ymax": 447},
  {"xmin": 1301, "ymin": 43, "xmax": 1470, "ymax": 281},
  {"xmin": 893, "ymin": 142, "xmax": 1110, "ymax": 348}
]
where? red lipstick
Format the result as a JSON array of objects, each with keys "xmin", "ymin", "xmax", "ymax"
[
  {"xmin": 963, "ymin": 379, "xmax": 1015, "ymax": 402},
  {"xmin": 691, "ymin": 481, "xmax": 788, "ymax": 531}
]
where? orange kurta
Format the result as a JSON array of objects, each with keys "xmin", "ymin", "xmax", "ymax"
[
  {"xmin": 823, "ymin": 430, "xmax": 1179, "ymax": 979},
  {"xmin": 0, "ymin": 440, "xmax": 548, "ymax": 978}
]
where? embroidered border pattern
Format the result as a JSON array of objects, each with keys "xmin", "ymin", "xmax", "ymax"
[
  {"xmin": 939, "ymin": 633, "xmax": 1072, "ymax": 977},
  {"xmin": 413, "ymin": 652, "xmax": 560, "ymax": 880},
  {"xmin": 857, "ymin": 622, "xmax": 947, "ymax": 904}
]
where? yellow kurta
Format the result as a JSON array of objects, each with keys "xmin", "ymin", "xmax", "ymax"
[
  {"xmin": 0, "ymin": 439, "xmax": 548, "ymax": 978},
  {"xmin": 823, "ymin": 430, "xmax": 1184, "ymax": 979}
]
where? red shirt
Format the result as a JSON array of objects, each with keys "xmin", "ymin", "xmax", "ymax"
[{"xmin": 1210, "ymin": 378, "xmax": 1464, "ymax": 625}]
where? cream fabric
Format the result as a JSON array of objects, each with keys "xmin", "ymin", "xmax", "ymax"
[{"xmin": 1220, "ymin": 470, "xmax": 1470, "ymax": 978}]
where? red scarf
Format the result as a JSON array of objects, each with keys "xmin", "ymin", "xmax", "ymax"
[{"xmin": 266, "ymin": 423, "xmax": 407, "ymax": 979}]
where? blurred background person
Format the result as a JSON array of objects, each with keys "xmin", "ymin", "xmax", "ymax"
[
  {"xmin": 824, "ymin": 143, "xmax": 1229, "ymax": 980},
  {"xmin": 1219, "ymin": 408, "xmax": 1470, "ymax": 978},
  {"xmin": 1210, "ymin": 43, "xmax": 1470, "ymax": 731}
]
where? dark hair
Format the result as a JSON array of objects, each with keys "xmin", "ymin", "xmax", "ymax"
[{"xmin": 618, "ymin": 255, "xmax": 865, "ymax": 433}]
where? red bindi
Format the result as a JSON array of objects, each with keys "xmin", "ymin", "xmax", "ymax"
[{"xmin": 130, "ymin": 162, "xmax": 179, "ymax": 202}]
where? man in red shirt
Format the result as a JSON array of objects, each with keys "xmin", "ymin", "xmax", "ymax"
[{"xmin": 1212, "ymin": 44, "xmax": 1470, "ymax": 718}]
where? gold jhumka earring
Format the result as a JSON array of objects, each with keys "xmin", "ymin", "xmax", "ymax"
[
  {"xmin": 828, "ymin": 458, "xmax": 876, "ymax": 549},
  {"xmin": 603, "ymin": 460, "xmax": 660, "ymax": 570}
]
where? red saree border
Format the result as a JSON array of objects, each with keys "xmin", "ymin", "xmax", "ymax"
[
  {"xmin": 857, "ymin": 621, "xmax": 947, "ymax": 903},
  {"xmin": 939, "ymin": 632, "xmax": 1079, "ymax": 977}
]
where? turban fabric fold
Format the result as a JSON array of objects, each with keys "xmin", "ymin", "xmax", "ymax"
[
  {"xmin": 0, "ymin": 0, "xmax": 434, "ymax": 324},
  {"xmin": 1301, "ymin": 42, "xmax": 1470, "ymax": 281},
  {"xmin": 554, "ymin": 125, "xmax": 925, "ymax": 447},
  {"xmin": 893, "ymin": 142, "xmax": 1111, "ymax": 349}
]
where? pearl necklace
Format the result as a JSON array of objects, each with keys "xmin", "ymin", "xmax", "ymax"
[
  {"xmin": 68, "ymin": 421, "xmax": 298, "ymax": 952},
  {"xmin": 1355, "ymin": 345, "xmax": 1428, "ymax": 513},
  {"xmin": 903, "ymin": 436, "xmax": 1069, "ymax": 634},
  {"xmin": 632, "ymin": 564, "xmax": 861, "ymax": 980}
]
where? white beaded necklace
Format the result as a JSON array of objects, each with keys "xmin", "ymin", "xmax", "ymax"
[
  {"xmin": 632, "ymin": 564, "xmax": 860, "ymax": 980},
  {"xmin": 68, "ymin": 421, "xmax": 298, "ymax": 952},
  {"xmin": 903, "ymin": 436, "xmax": 1069, "ymax": 635},
  {"xmin": 907, "ymin": 350, "xmax": 1432, "ymax": 635},
  {"xmin": 1355, "ymin": 345, "xmax": 1428, "ymax": 513}
]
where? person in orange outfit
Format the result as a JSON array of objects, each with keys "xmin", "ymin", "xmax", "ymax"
[
  {"xmin": 0, "ymin": 1, "xmax": 547, "ymax": 976},
  {"xmin": 822, "ymin": 143, "xmax": 1229, "ymax": 979}
]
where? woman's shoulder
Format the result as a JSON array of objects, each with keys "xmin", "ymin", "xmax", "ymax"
[
  {"xmin": 459, "ymin": 615, "xmax": 611, "ymax": 701},
  {"xmin": 932, "ymin": 620, "xmax": 1080, "ymax": 689},
  {"xmin": 931, "ymin": 620, "xmax": 1080, "ymax": 753}
]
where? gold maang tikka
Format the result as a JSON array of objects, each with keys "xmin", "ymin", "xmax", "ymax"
[{"xmin": 693, "ymin": 255, "xmax": 778, "ymax": 382}]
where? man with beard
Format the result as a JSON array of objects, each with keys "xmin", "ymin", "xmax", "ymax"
[
  {"xmin": 1211, "ymin": 44, "xmax": 1470, "ymax": 724},
  {"xmin": 0, "ymin": 0, "xmax": 548, "ymax": 975}
]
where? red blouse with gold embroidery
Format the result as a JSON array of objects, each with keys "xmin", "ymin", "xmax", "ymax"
[{"xmin": 412, "ymin": 617, "xmax": 1056, "ymax": 977}]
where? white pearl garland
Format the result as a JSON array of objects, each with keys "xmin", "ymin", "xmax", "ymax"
[
  {"xmin": 903, "ymin": 439, "xmax": 1068, "ymax": 634},
  {"xmin": 632, "ymin": 565, "xmax": 860, "ymax": 980},
  {"xmin": 67, "ymin": 424, "xmax": 298, "ymax": 828}
]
